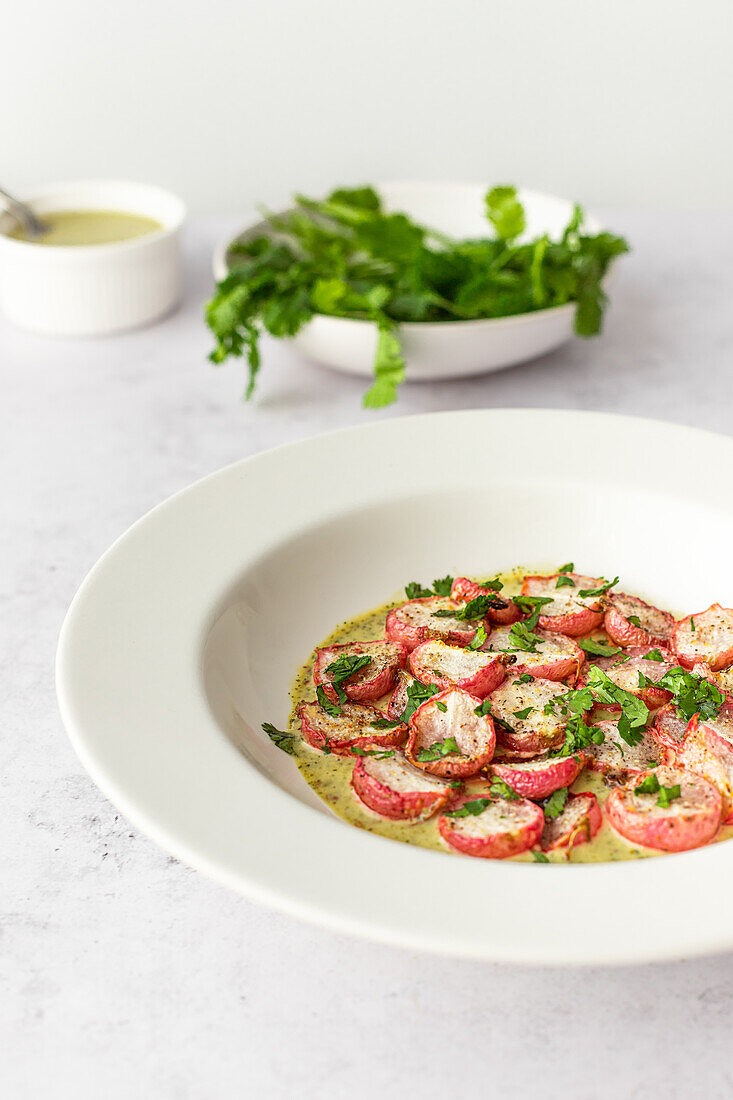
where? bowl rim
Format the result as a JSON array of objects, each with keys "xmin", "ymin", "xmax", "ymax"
[
  {"xmin": 55, "ymin": 408, "xmax": 733, "ymax": 966},
  {"xmin": 0, "ymin": 179, "xmax": 186, "ymax": 255},
  {"xmin": 211, "ymin": 181, "xmax": 599, "ymax": 328}
]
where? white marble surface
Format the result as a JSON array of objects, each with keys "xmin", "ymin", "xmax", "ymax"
[{"xmin": 5, "ymin": 212, "xmax": 733, "ymax": 1099}]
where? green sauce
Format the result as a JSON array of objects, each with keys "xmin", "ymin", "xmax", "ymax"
[
  {"xmin": 9, "ymin": 209, "xmax": 162, "ymax": 246},
  {"xmin": 288, "ymin": 571, "xmax": 733, "ymax": 864}
]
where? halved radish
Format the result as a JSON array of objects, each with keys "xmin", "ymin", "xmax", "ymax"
[
  {"xmin": 351, "ymin": 751, "xmax": 459, "ymax": 821},
  {"xmin": 651, "ymin": 703, "xmax": 690, "ymax": 752},
  {"xmin": 313, "ymin": 639, "xmax": 407, "ymax": 703},
  {"xmin": 673, "ymin": 705, "xmax": 733, "ymax": 821},
  {"xmin": 487, "ymin": 625, "xmax": 585, "ymax": 682},
  {"xmin": 439, "ymin": 795, "xmax": 544, "ymax": 858},
  {"xmin": 409, "ymin": 639, "xmax": 508, "ymax": 698},
  {"xmin": 406, "ymin": 688, "xmax": 495, "ymax": 778},
  {"xmin": 387, "ymin": 669, "xmax": 412, "ymax": 720},
  {"xmin": 604, "ymin": 592, "xmax": 674, "ymax": 649},
  {"xmin": 541, "ymin": 793, "xmax": 602, "ymax": 851},
  {"xmin": 691, "ymin": 661, "xmax": 733, "ymax": 697},
  {"xmin": 606, "ymin": 765, "xmax": 722, "ymax": 852},
  {"xmin": 672, "ymin": 604, "xmax": 733, "ymax": 671},
  {"xmin": 490, "ymin": 752, "xmax": 585, "ymax": 800},
  {"xmin": 386, "ymin": 597, "xmax": 481, "ymax": 652},
  {"xmin": 585, "ymin": 719, "xmax": 667, "ymax": 777},
  {"xmin": 297, "ymin": 699, "xmax": 407, "ymax": 755},
  {"xmin": 451, "ymin": 576, "xmax": 520, "ymax": 625},
  {"xmin": 487, "ymin": 675, "xmax": 569, "ymax": 755},
  {"xmin": 580, "ymin": 646, "xmax": 674, "ymax": 709},
  {"xmin": 520, "ymin": 573, "xmax": 607, "ymax": 636}
]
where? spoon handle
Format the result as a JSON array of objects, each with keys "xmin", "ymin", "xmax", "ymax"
[{"xmin": 0, "ymin": 185, "xmax": 46, "ymax": 237}]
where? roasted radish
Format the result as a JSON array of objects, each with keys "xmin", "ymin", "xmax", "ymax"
[
  {"xmin": 487, "ymin": 675, "xmax": 569, "ymax": 755},
  {"xmin": 386, "ymin": 597, "xmax": 482, "ymax": 652},
  {"xmin": 439, "ymin": 795, "xmax": 544, "ymax": 858},
  {"xmin": 313, "ymin": 639, "xmax": 406, "ymax": 703},
  {"xmin": 606, "ymin": 766, "xmax": 722, "ymax": 852},
  {"xmin": 673, "ymin": 706, "xmax": 733, "ymax": 821},
  {"xmin": 490, "ymin": 752, "xmax": 585, "ymax": 800},
  {"xmin": 351, "ymin": 751, "xmax": 458, "ymax": 821},
  {"xmin": 541, "ymin": 792, "xmax": 602, "ymax": 852},
  {"xmin": 487, "ymin": 625, "xmax": 584, "ymax": 682},
  {"xmin": 604, "ymin": 593, "xmax": 674, "ymax": 649},
  {"xmin": 672, "ymin": 604, "xmax": 733, "ymax": 671},
  {"xmin": 580, "ymin": 647, "xmax": 674, "ymax": 709},
  {"xmin": 520, "ymin": 573, "xmax": 608, "ymax": 636},
  {"xmin": 408, "ymin": 639, "xmax": 508, "ymax": 698},
  {"xmin": 451, "ymin": 576, "xmax": 520, "ymax": 625},
  {"xmin": 651, "ymin": 703, "xmax": 690, "ymax": 752},
  {"xmin": 298, "ymin": 699, "xmax": 407, "ymax": 755},
  {"xmin": 406, "ymin": 688, "xmax": 495, "ymax": 778},
  {"xmin": 585, "ymin": 719, "xmax": 667, "ymax": 777}
]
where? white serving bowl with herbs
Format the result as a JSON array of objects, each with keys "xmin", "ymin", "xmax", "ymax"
[{"xmin": 210, "ymin": 183, "xmax": 626, "ymax": 406}]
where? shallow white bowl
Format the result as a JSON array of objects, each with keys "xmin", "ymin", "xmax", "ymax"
[
  {"xmin": 56, "ymin": 410, "xmax": 733, "ymax": 965},
  {"xmin": 212, "ymin": 183, "xmax": 603, "ymax": 381},
  {"xmin": 0, "ymin": 180, "xmax": 186, "ymax": 335}
]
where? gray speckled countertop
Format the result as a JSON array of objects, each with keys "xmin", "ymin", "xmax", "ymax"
[{"xmin": 4, "ymin": 213, "xmax": 733, "ymax": 1099}]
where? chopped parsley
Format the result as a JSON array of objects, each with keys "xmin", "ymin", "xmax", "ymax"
[
  {"xmin": 627, "ymin": 614, "xmax": 642, "ymax": 627},
  {"xmin": 435, "ymin": 701, "xmax": 448, "ymax": 713},
  {"xmin": 517, "ymin": 673, "xmax": 534, "ymax": 683},
  {"xmin": 466, "ymin": 623, "xmax": 488, "ymax": 651},
  {"xmin": 505, "ymin": 620, "xmax": 543, "ymax": 653},
  {"xmin": 514, "ymin": 595, "xmax": 554, "ymax": 631},
  {"xmin": 544, "ymin": 786, "xmax": 569, "ymax": 819},
  {"xmin": 488, "ymin": 777, "xmax": 520, "ymax": 800},
  {"xmin": 656, "ymin": 666, "xmax": 724, "ymax": 722},
  {"xmin": 546, "ymin": 685, "xmax": 606, "ymax": 757},
  {"xmin": 476, "ymin": 576, "xmax": 504, "ymax": 592},
  {"xmin": 316, "ymin": 685, "xmax": 343, "ymax": 717},
  {"xmin": 434, "ymin": 593, "xmax": 507, "ymax": 620},
  {"xmin": 444, "ymin": 798, "xmax": 492, "ymax": 818},
  {"xmin": 634, "ymin": 773, "xmax": 660, "ymax": 794},
  {"xmin": 657, "ymin": 783, "xmax": 682, "ymax": 808},
  {"xmin": 405, "ymin": 575, "xmax": 454, "ymax": 600},
  {"xmin": 532, "ymin": 850, "xmax": 550, "ymax": 863},
  {"xmin": 558, "ymin": 562, "xmax": 575, "ymax": 573},
  {"xmin": 262, "ymin": 723, "xmax": 297, "ymax": 755},
  {"xmin": 417, "ymin": 736, "xmax": 461, "ymax": 762},
  {"xmin": 513, "ymin": 706, "xmax": 533, "ymax": 720},
  {"xmin": 474, "ymin": 699, "xmax": 493, "ymax": 717},
  {"xmin": 579, "ymin": 576, "xmax": 619, "ymax": 598},
  {"xmin": 634, "ymin": 772, "xmax": 681, "ymax": 807},
  {"xmin": 556, "ymin": 574, "xmax": 576, "ymax": 589},
  {"xmin": 690, "ymin": 617, "xmax": 696, "ymax": 632},
  {"xmin": 325, "ymin": 653, "xmax": 373, "ymax": 702},
  {"xmin": 644, "ymin": 649, "xmax": 665, "ymax": 662},
  {"xmin": 351, "ymin": 746, "xmax": 395, "ymax": 759},
  {"xmin": 585, "ymin": 665, "xmax": 649, "ymax": 745},
  {"xmin": 579, "ymin": 638, "xmax": 623, "ymax": 657}
]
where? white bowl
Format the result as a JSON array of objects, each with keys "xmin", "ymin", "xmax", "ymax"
[
  {"xmin": 55, "ymin": 409, "xmax": 733, "ymax": 965},
  {"xmin": 212, "ymin": 183, "xmax": 603, "ymax": 381},
  {"xmin": 0, "ymin": 180, "xmax": 186, "ymax": 335}
]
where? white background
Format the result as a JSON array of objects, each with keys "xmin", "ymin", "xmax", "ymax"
[{"xmin": 2, "ymin": 0, "xmax": 732, "ymax": 213}]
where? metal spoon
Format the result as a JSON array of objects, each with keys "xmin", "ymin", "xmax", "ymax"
[{"xmin": 0, "ymin": 184, "xmax": 46, "ymax": 238}]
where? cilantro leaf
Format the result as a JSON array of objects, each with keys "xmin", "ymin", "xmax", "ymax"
[
  {"xmin": 432, "ymin": 575, "xmax": 454, "ymax": 597},
  {"xmin": 544, "ymin": 787, "xmax": 569, "ymax": 819},
  {"xmin": 585, "ymin": 665, "xmax": 649, "ymax": 744},
  {"xmin": 485, "ymin": 186, "xmax": 526, "ymax": 241},
  {"xmin": 405, "ymin": 576, "xmax": 454, "ymax": 600},
  {"xmin": 262, "ymin": 722, "xmax": 297, "ymax": 755},
  {"xmin": 657, "ymin": 665, "xmax": 724, "ymax": 722},
  {"xmin": 362, "ymin": 323, "xmax": 406, "ymax": 409}
]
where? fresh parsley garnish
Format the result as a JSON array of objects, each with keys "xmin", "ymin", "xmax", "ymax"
[
  {"xmin": 627, "ymin": 614, "xmax": 642, "ymax": 627},
  {"xmin": 644, "ymin": 649, "xmax": 665, "ymax": 662},
  {"xmin": 262, "ymin": 723, "xmax": 297, "ymax": 755},
  {"xmin": 505, "ymin": 620, "xmax": 543, "ymax": 653},
  {"xmin": 634, "ymin": 772, "xmax": 681, "ymax": 807},
  {"xmin": 579, "ymin": 576, "xmax": 619, "ymax": 598},
  {"xmin": 558, "ymin": 562, "xmax": 574, "ymax": 573},
  {"xmin": 514, "ymin": 595, "xmax": 554, "ymax": 632},
  {"xmin": 546, "ymin": 685, "xmax": 606, "ymax": 757},
  {"xmin": 585, "ymin": 665, "xmax": 649, "ymax": 745},
  {"xmin": 206, "ymin": 185, "xmax": 628, "ymax": 408},
  {"xmin": 544, "ymin": 787, "xmax": 569, "ymax": 819},
  {"xmin": 657, "ymin": 784, "xmax": 682, "ymax": 808},
  {"xmin": 517, "ymin": 672, "xmax": 534, "ymax": 683},
  {"xmin": 635, "ymin": 773, "xmax": 660, "ymax": 795},
  {"xmin": 488, "ymin": 777, "xmax": 520, "ymax": 801},
  {"xmin": 316, "ymin": 685, "xmax": 343, "ymax": 717},
  {"xmin": 434, "ymin": 593, "xmax": 506, "ymax": 620},
  {"xmin": 351, "ymin": 747, "xmax": 395, "ymax": 759},
  {"xmin": 578, "ymin": 638, "xmax": 623, "ymax": 657},
  {"xmin": 466, "ymin": 623, "xmax": 488, "ymax": 651},
  {"xmin": 405, "ymin": 576, "xmax": 455, "ymax": 600},
  {"xmin": 477, "ymin": 576, "xmax": 504, "ymax": 592},
  {"xmin": 397, "ymin": 679, "xmax": 440, "ymax": 722},
  {"xmin": 435, "ymin": 701, "xmax": 448, "ymax": 713},
  {"xmin": 325, "ymin": 653, "xmax": 372, "ymax": 702},
  {"xmin": 444, "ymin": 797, "xmax": 492, "ymax": 818},
  {"xmin": 417, "ymin": 736, "xmax": 462, "ymax": 762},
  {"xmin": 556, "ymin": 574, "xmax": 576, "ymax": 589},
  {"xmin": 691, "ymin": 617, "xmax": 696, "ymax": 632},
  {"xmin": 656, "ymin": 666, "xmax": 724, "ymax": 722},
  {"xmin": 371, "ymin": 717, "xmax": 405, "ymax": 730},
  {"xmin": 474, "ymin": 699, "xmax": 493, "ymax": 717},
  {"xmin": 532, "ymin": 850, "xmax": 550, "ymax": 863},
  {"xmin": 513, "ymin": 706, "xmax": 533, "ymax": 720}
]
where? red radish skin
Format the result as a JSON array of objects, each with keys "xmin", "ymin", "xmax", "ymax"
[
  {"xmin": 490, "ymin": 752, "xmax": 585, "ymax": 800},
  {"xmin": 313, "ymin": 639, "xmax": 407, "ymax": 704},
  {"xmin": 439, "ymin": 795, "xmax": 544, "ymax": 858},
  {"xmin": 351, "ymin": 751, "xmax": 459, "ymax": 822},
  {"xmin": 606, "ymin": 766, "xmax": 722, "ymax": 852},
  {"xmin": 408, "ymin": 639, "xmax": 508, "ymax": 698},
  {"xmin": 651, "ymin": 704, "xmax": 691, "ymax": 752},
  {"xmin": 487, "ymin": 625, "xmax": 585, "ymax": 682},
  {"xmin": 406, "ymin": 688, "xmax": 496, "ymax": 778},
  {"xmin": 672, "ymin": 604, "xmax": 733, "ymax": 671},
  {"xmin": 297, "ymin": 699, "xmax": 407, "ymax": 755},
  {"xmin": 604, "ymin": 593, "xmax": 675, "ymax": 649},
  {"xmin": 673, "ymin": 706, "xmax": 733, "ymax": 821},
  {"xmin": 585, "ymin": 719, "xmax": 668, "ymax": 777},
  {"xmin": 580, "ymin": 647, "xmax": 674, "ymax": 709},
  {"xmin": 451, "ymin": 576, "xmax": 521, "ymax": 625},
  {"xmin": 386, "ymin": 670, "xmax": 412, "ymax": 720},
  {"xmin": 488, "ymin": 675, "xmax": 569, "ymax": 755},
  {"xmin": 541, "ymin": 793, "xmax": 602, "ymax": 851},
  {"xmin": 386, "ymin": 597, "xmax": 482, "ymax": 653},
  {"xmin": 521, "ymin": 573, "xmax": 606, "ymax": 636}
]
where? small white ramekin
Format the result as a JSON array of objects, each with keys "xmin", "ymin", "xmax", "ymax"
[{"xmin": 0, "ymin": 180, "xmax": 186, "ymax": 336}]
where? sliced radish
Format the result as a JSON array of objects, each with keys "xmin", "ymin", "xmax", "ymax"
[
  {"xmin": 297, "ymin": 699, "xmax": 407, "ymax": 755},
  {"xmin": 541, "ymin": 793, "xmax": 602, "ymax": 851},
  {"xmin": 672, "ymin": 604, "xmax": 733, "ymax": 671},
  {"xmin": 386, "ymin": 669, "xmax": 412, "ymax": 720},
  {"xmin": 406, "ymin": 688, "xmax": 495, "ymax": 778},
  {"xmin": 409, "ymin": 639, "xmax": 507, "ymax": 698},
  {"xmin": 451, "ymin": 576, "xmax": 520, "ymax": 625},
  {"xmin": 487, "ymin": 675, "xmax": 569, "ymax": 754},
  {"xmin": 651, "ymin": 703, "xmax": 690, "ymax": 752},
  {"xmin": 351, "ymin": 751, "xmax": 459, "ymax": 821},
  {"xmin": 606, "ymin": 766, "xmax": 722, "ymax": 852},
  {"xmin": 604, "ymin": 592, "xmax": 674, "ymax": 649},
  {"xmin": 386, "ymin": 597, "xmax": 481, "ymax": 653},
  {"xmin": 439, "ymin": 795, "xmax": 544, "ymax": 858},
  {"xmin": 520, "ymin": 573, "xmax": 607, "ymax": 636},
  {"xmin": 490, "ymin": 752, "xmax": 585, "ymax": 800},
  {"xmin": 487, "ymin": 625, "xmax": 584, "ymax": 682},
  {"xmin": 585, "ymin": 719, "xmax": 667, "ymax": 777},
  {"xmin": 313, "ymin": 639, "xmax": 407, "ymax": 703},
  {"xmin": 580, "ymin": 646, "xmax": 674, "ymax": 709},
  {"xmin": 673, "ymin": 705, "xmax": 733, "ymax": 821}
]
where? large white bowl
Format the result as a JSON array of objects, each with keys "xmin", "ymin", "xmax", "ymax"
[
  {"xmin": 56, "ymin": 410, "xmax": 733, "ymax": 965},
  {"xmin": 0, "ymin": 180, "xmax": 186, "ymax": 335},
  {"xmin": 212, "ymin": 183, "xmax": 603, "ymax": 381}
]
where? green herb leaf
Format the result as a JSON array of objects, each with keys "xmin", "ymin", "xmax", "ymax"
[
  {"xmin": 417, "ymin": 736, "xmax": 461, "ymax": 762},
  {"xmin": 657, "ymin": 665, "xmax": 724, "ymax": 722},
  {"xmin": 399, "ymin": 680, "xmax": 440, "ymax": 723},
  {"xmin": 514, "ymin": 595, "xmax": 554, "ymax": 632},
  {"xmin": 558, "ymin": 562, "xmax": 575, "ymax": 573},
  {"xmin": 513, "ymin": 706, "xmax": 533, "ymax": 720},
  {"xmin": 445, "ymin": 797, "xmax": 492, "ymax": 818},
  {"xmin": 485, "ymin": 186, "xmax": 526, "ymax": 242},
  {"xmin": 517, "ymin": 673, "xmax": 534, "ymax": 683},
  {"xmin": 466, "ymin": 624, "xmax": 488, "ymax": 651},
  {"xmin": 488, "ymin": 777, "xmax": 520, "ymax": 801},
  {"xmin": 544, "ymin": 787, "xmax": 569, "ymax": 819},
  {"xmin": 316, "ymin": 685, "xmax": 343, "ymax": 717},
  {"xmin": 405, "ymin": 576, "xmax": 454, "ymax": 600},
  {"xmin": 644, "ymin": 649, "xmax": 665, "ymax": 662},
  {"xmin": 556, "ymin": 574, "xmax": 576, "ymax": 589},
  {"xmin": 435, "ymin": 701, "xmax": 448, "ymax": 713},
  {"xmin": 579, "ymin": 639, "xmax": 623, "ymax": 657},
  {"xmin": 362, "ymin": 323, "xmax": 406, "ymax": 409},
  {"xmin": 579, "ymin": 576, "xmax": 619, "ymax": 598},
  {"xmin": 405, "ymin": 582, "xmax": 432, "ymax": 599},
  {"xmin": 474, "ymin": 699, "xmax": 493, "ymax": 717},
  {"xmin": 351, "ymin": 746, "xmax": 395, "ymax": 758},
  {"xmin": 635, "ymin": 773, "xmax": 660, "ymax": 794},
  {"xmin": 657, "ymin": 783, "xmax": 682, "ymax": 808},
  {"xmin": 532, "ymin": 850, "xmax": 550, "ymax": 863},
  {"xmin": 585, "ymin": 665, "xmax": 649, "ymax": 744},
  {"xmin": 262, "ymin": 722, "xmax": 297, "ymax": 755},
  {"xmin": 371, "ymin": 717, "xmax": 404, "ymax": 730},
  {"xmin": 432, "ymin": 575, "xmax": 454, "ymax": 597},
  {"xmin": 627, "ymin": 615, "xmax": 642, "ymax": 627}
]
